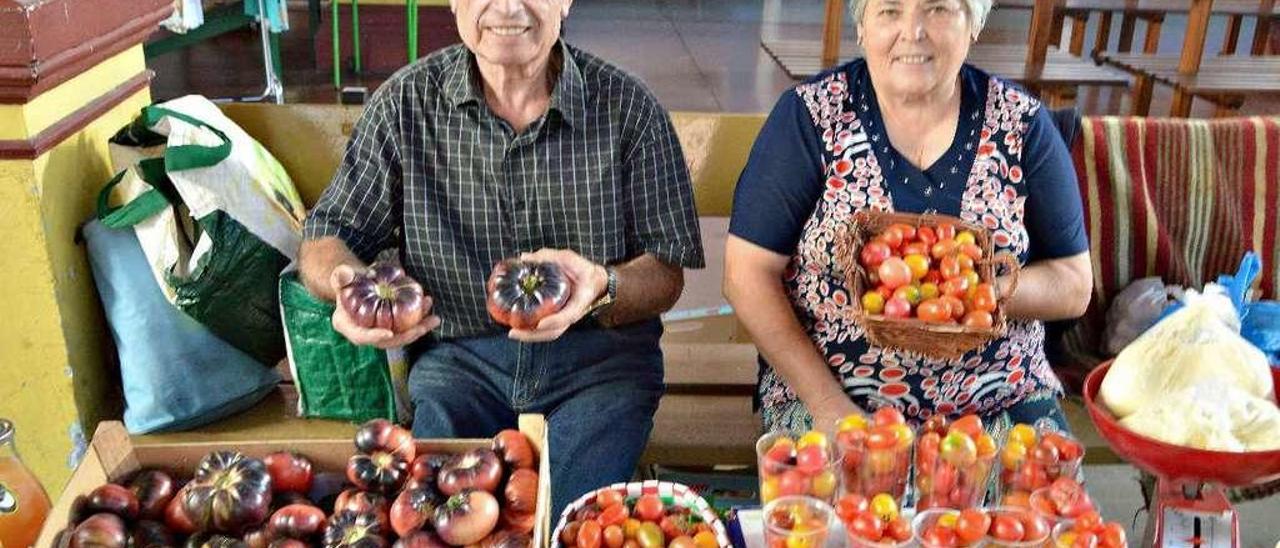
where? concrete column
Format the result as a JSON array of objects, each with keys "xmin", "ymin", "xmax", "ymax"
[{"xmin": 0, "ymin": 0, "xmax": 171, "ymax": 491}]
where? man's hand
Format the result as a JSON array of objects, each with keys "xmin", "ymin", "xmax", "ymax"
[
  {"xmin": 507, "ymin": 248, "xmax": 609, "ymax": 343},
  {"xmin": 330, "ymin": 264, "xmax": 442, "ymax": 349}
]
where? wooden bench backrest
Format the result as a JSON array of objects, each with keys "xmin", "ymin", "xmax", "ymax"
[{"xmin": 220, "ymin": 105, "xmax": 764, "ymax": 218}]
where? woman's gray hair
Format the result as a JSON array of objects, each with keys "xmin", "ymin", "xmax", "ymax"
[{"xmin": 849, "ymin": 0, "xmax": 993, "ymax": 38}]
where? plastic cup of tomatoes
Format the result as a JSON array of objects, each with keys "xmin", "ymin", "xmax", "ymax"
[
  {"xmin": 912, "ymin": 508, "xmax": 987, "ymax": 548},
  {"xmin": 1050, "ymin": 512, "xmax": 1127, "ymax": 548},
  {"xmin": 763, "ymin": 496, "xmax": 834, "ymax": 548},
  {"xmin": 999, "ymin": 424, "xmax": 1085, "ymax": 499},
  {"xmin": 836, "ymin": 492, "xmax": 913, "ymax": 548},
  {"xmin": 914, "ymin": 415, "xmax": 998, "ymax": 510},
  {"xmin": 983, "ymin": 507, "xmax": 1052, "ymax": 548},
  {"xmin": 1028, "ymin": 478, "xmax": 1097, "ymax": 527},
  {"xmin": 757, "ymin": 431, "xmax": 840, "ymax": 505},
  {"xmin": 834, "ymin": 408, "xmax": 914, "ymax": 502}
]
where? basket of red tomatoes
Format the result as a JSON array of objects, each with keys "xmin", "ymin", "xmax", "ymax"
[
  {"xmin": 836, "ymin": 211, "xmax": 1020, "ymax": 359},
  {"xmin": 553, "ymin": 482, "xmax": 730, "ymax": 548}
]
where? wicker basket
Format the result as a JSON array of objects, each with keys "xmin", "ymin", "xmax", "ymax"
[
  {"xmin": 834, "ymin": 211, "xmax": 1020, "ymax": 359},
  {"xmin": 552, "ymin": 481, "xmax": 731, "ymax": 548}
]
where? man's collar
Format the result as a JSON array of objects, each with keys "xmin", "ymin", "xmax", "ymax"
[{"xmin": 443, "ymin": 41, "xmax": 588, "ymax": 129}]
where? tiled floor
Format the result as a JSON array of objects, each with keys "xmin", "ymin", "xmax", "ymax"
[{"xmin": 147, "ymin": 0, "xmax": 1279, "ymax": 116}]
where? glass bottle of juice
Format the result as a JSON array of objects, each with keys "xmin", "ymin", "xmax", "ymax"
[{"xmin": 0, "ymin": 419, "xmax": 52, "ymax": 548}]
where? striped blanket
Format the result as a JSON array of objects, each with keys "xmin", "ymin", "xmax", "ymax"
[{"xmin": 1053, "ymin": 116, "xmax": 1280, "ymax": 391}]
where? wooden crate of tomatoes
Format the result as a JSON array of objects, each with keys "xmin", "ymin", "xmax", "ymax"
[
  {"xmin": 36, "ymin": 416, "xmax": 553, "ymax": 548},
  {"xmin": 836, "ymin": 211, "xmax": 1019, "ymax": 359}
]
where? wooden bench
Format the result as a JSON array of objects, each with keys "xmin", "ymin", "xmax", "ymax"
[
  {"xmin": 134, "ymin": 106, "xmax": 1117, "ymax": 472},
  {"xmin": 1093, "ymin": 0, "xmax": 1280, "ymax": 115}
]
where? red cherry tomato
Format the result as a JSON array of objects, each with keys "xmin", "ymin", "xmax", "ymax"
[
  {"xmin": 836, "ymin": 494, "xmax": 869, "ymax": 523},
  {"xmin": 931, "ymin": 240, "xmax": 959, "ymax": 260},
  {"xmin": 861, "ymin": 241, "xmax": 894, "ymax": 269},
  {"xmin": 578, "ymin": 520, "xmax": 603, "ymax": 548},
  {"xmin": 777, "ymin": 470, "xmax": 810, "ymax": 497},
  {"xmin": 633, "ymin": 494, "xmax": 664, "ymax": 522},
  {"xmin": 884, "ymin": 297, "xmax": 913, "ymax": 319},
  {"xmin": 879, "ymin": 228, "xmax": 904, "ymax": 249},
  {"xmin": 959, "ymin": 242, "xmax": 983, "ymax": 260},
  {"xmin": 1073, "ymin": 531, "xmax": 1100, "ymax": 548},
  {"xmin": 878, "ymin": 258, "xmax": 913, "ymax": 290},
  {"xmin": 962, "ymin": 310, "xmax": 994, "ymax": 328},
  {"xmin": 939, "ymin": 256, "xmax": 962, "ymax": 280},
  {"xmin": 873, "ymin": 407, "xmax": 907, "ymax": 427},
  {"xmin": 941, "ymin": 277, "xmax": 971, "ymax": 299},
  {"xmin": 922, "ymin": 524, "xmax": 957, "ymax": 548},
  {"xmin": 950, "ymin": 415, "xmax": 984, "ymax": 439},
  {"xmin": 935, "ymin": 223, "xmax": 957, "ymax": 241},
  {"xmin": 917, "ymin": 226, "xmax": 938, "ymax": 247},
  {"xmin": 887, "ymin": 517, "xmax": 912, "ymax": 543},
  {"xmin": 918, "ymin": 299, "xmax": 952, "ymax": 323},
  {"xmin": 866, "ymin": 426, "xmax": 899, "ymax": 450},
  {"xmin": 1018, "ymin": 512, "xmax": 1050, "ymax": 543},
  {"xmin": 902, "ymin": 242, "xmax": 930, "ymax": 257},
  {"xmin": 972, "ymin": 283, "xmax": 997, "ymax": 313},
  {"xmin": 1099, "ymin": 523, "xmax": 1127, "ymax": 548},
  {"xmin": 991, "ymin": 515, "xmax": 1025, "ymax": 542},
  {"xmin": 889, "ymin": 223, "xmax": 917, "ymax": 241},
  {"xmin": 597, "ymin": 503, "xmax": 629, "ymax": 528},
  {"xmin": 1074, "ymin": 511, "xmax": 1103, "ymax": 533},
  {"xmin": 849, "ymin": 511, "xmax": 884, "ymax": 542},
  {"xmin": 955, "ymin": 509, "xmax": 991, "ymax": 543},
  {"xmin": 596, "ymin": 490, "xmax": 625, "ymax": 510},
  {"xmin": 940, "ymin": 296, "xmax": 966, "ymax": 319}
]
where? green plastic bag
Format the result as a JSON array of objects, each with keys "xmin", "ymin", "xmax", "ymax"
[
  {"xmin": 279, "ymin": 272, "xmax": 400, "ymax": 422},
  {"xmin": 103, "ymin": 98, "xmax": 305, "ymax": 366}
]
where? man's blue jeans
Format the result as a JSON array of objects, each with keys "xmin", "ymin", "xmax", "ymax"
[{"xmin": 408, "ymin": 319, "xmax": 666, "ymax": 518}]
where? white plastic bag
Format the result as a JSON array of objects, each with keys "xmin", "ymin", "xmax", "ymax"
[{"xmin": 1103, "ymin": 277, "xmax": 1177, "ymax": 355}]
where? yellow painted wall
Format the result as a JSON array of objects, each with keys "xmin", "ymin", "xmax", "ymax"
[{"xmin": 0, "ymin": 88, "xmax": 151, "ymax": 492}]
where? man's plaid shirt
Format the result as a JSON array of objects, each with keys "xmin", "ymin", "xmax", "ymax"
[{"xmin": 303, "ymin": 41, "xmax": 705, "ymax": 338}]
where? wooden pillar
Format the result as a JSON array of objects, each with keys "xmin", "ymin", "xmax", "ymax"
[
  {"xmin": 822, "ymin": 0, "xmax": 845, "ymax": 68},
  {"xmin": 0, "ymin": 0, "xmax": 171, "ymax": 492}
]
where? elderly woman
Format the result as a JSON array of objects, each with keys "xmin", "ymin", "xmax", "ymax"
[{"xmin": 724, "ymin": 0, "xmax": 1092, "ymax": 434}]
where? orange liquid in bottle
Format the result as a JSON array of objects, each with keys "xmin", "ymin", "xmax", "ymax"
[{"xmin": 0, "ymin": 455, "xmax": 52, "ymax": 548}]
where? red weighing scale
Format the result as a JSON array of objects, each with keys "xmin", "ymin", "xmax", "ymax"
[{"xmin": 1083, "ymin": 362, "xmax": 1280, "ymax": 548}]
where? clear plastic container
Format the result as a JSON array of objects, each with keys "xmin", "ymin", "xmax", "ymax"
[
  {"xmin": 758, "ymin": 432, "xmax": 841, "ymax": 505},
  {"xmin": 984, "ymin": 506, "xmax": 1052, "ymax": 548},
  {"xmin": 911, "ymin": 508, "xmax": 986, "ymax": 548},
  {"xmin": 835, "ymin": 422, "xmax": 913, "ymax": 502},
  {"xmin": 763, "ymin": 495, "xmax": 835, "ymax": 548},
  {"xmin": 998, "ymin": 428, "xmax": 1084, "ymax": 498}
]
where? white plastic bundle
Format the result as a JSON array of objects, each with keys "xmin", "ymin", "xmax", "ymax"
[{"xmin": 1101, "ymin": 284, "xmax": 1279, "ymax": 451}]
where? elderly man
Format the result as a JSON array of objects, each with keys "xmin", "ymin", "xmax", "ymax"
[{"xmin": 299, "ymin": 0, "xmax": 704, "ymax": 513}]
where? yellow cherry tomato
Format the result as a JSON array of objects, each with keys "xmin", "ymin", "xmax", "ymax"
[
  {"xmin": 761, "ymin": 477, "xmax": 780, "ymax": 504},
  {"xmin": 1002, "ymin": 440, "xmax": 1028, "ymax": 469},
  {"xmin": 976, "ymin": 433, "xmax": 997, "ymax": 458},
  {"xmin": 955, "ymin": 231, "xmax": 977, "ymax": 245},
  {"xmin": 904, "ymin": 254, "xmax": 931, "ymax": 280},
  {"xmin": 797, "ymin": 431, "xmax": 830, "ymax": 451},
  {"xmin": 862, "ymin": 291, "xmax": 886, "ymax": 314},
  {"xmin": 937, "ymin": 512, "xmax": 959, "ymax": 529},
  {"xmin": 837, "ymin": 414, "xmax": 869, "ymax": 432},
  {"xmin": 919, "ymin": 282, "xmax": 940, "ymax": 300},
  {"xmin": 811, "ymin": 470, "xmax": 838, "ymax": 499},
  {"xmin": 892, "ymin": 424, "xmax": 915, "ymax": 450},
  {"xmin": 1010, "ymin": 424, "xmax": 1037, "ymax": 447},
  {"xmin": 870, "ymin": 493, "xmax": 900, "ymax": 522}
]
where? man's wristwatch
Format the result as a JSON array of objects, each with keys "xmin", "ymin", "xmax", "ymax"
[{"xmin": 588, "ymin": 266, "xmax": 618, "ymax": 318}]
